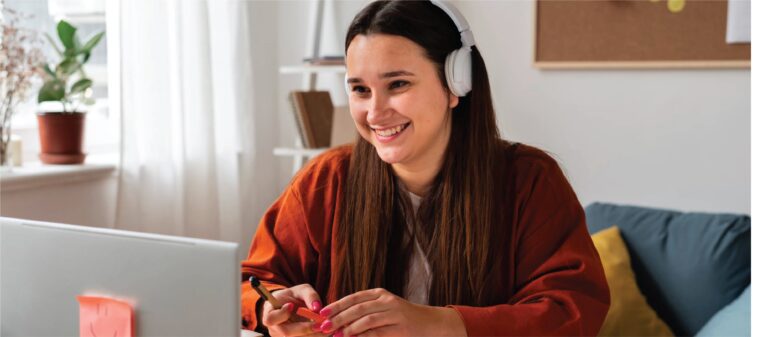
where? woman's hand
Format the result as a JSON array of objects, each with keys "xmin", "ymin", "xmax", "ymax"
[
  {"xmin": 261, "ymin": 283, "xmax": 327, "ymax": 337},
  {"xmin": 317, "ymin": 288, "xmax": 467, "ymax": 337}
]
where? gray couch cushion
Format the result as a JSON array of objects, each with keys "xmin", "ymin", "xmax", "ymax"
[{"xmin": 584, "ymin": 202, "xmax": 750, "ymax": 336}]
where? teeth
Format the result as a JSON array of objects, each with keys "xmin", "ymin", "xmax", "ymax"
[{"xmin": 375, "ymin": 124, "xmax": 406, "ymax": 137}]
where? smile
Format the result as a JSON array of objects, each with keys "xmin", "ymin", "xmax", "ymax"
[{"xmin": 372, "ymin": 122, "xmax": 411, "ymax": 138}]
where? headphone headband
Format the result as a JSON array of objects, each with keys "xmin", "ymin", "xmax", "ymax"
[{"xmin": 430, "ymin": 0, "xmax": 475, "ymax": 48}]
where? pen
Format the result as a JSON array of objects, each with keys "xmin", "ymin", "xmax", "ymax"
[{"xmin": 248, "ymin": 276, "xmax": 325, "ymax": 323}]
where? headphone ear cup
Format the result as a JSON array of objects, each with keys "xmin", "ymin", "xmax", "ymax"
[{"xmin": 444, "ymin": 47, "xmax": 472, "ymax": 97}]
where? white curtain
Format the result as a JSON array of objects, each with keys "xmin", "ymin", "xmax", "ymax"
[{"xmin": 114, "ymin": 0, "xmax": 278, "ymax": 254}]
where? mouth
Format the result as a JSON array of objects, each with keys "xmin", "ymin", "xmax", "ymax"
[{"xmin": 371, "ymin": 122, "xmax": 411, "ymax": 138}]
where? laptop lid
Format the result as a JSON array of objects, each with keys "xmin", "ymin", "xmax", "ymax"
[{"xmin": 0, "ymin": 217, "xmax": 240, "ymax": 336}]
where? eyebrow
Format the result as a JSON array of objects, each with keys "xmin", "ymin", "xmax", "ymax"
[{"xmin": 347, "ymin": 70, "xmax": 415, "ymax": 84}]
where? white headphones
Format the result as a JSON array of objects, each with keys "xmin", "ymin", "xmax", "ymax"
[
  {"xmin": 345, "ymin": 0, "xmax": 475, "ymax": 97},
  {"xmin": 431, "ymin": 0, "xmax": 474, "ymax": 97}
]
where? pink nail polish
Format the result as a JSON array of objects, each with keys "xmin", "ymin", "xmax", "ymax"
[
  {"xmin": 311, "ymin": 300, "xmax": 322, "ymax": 312},
  {"xmin": 333, "ymin": 331, "xmax": 344, "ymax": 337},
  {"xmin": 320, "ymin": 320, "xmax": 333, "ymax": 333},
  {"xmin": 284, "ymin": 302, "xmax": 294, "ymax": 311},
  {"xmin": 319, "ymin": 307, "xmax": 332, "ymax": 317},
  {"xmin": 312, "ymin": 322, "xmax": 323, "ymax": 332}
]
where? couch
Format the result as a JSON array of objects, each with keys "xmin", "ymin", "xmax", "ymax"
[{"xmin": 585, "ymin": 202, "xmax": 751, "ymax": 337}]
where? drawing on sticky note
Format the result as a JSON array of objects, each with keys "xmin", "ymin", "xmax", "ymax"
[{"xmin": 77, "ymin": 295, "xmax": 134, "ymax": 337}]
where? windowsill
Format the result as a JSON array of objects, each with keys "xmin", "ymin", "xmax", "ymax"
[{"xmin": 1, "ymin": 154, "xmax": 119, "ymax": 192}]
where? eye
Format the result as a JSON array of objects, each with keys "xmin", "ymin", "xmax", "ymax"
[
  {"xmin": 351, "ymin": 85, "xmax": 369, "ymax": 94},
  {"xmin": 389, "ymin": 80, "xmax": 409, "ymax": 90}
]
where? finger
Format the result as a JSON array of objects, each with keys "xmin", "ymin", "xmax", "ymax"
[
  {"xmin": 272, "ymin": 289, "xmax": 301, "ymax": 305},
  {"xmin": 295, "ymin": 284, "xmax": 324, "ymax": 313},
  {"xmin": 263, "ymin": 302, "xmax": 297, "ymax": 326},
  {"xmin": 357, "ymin": 324, "xmax": 397, "ymax": 337},
  {"xmin": 343, "ymin": 312, "xmax": 396, "ymax": 337},
  {"xmin": 270, "ymin": 324, "xmax": 327, "ymax": 337},
  {"xmin": 269, "ymin": 320, "xmax": 318, "ymax": 337},
  {"xmin": 325, "ymin": 299, "xmax": 390, "ymax": 334},
  {"xmin": 320, "ymin": 288, "xmax": 385, "ymax": 318}
]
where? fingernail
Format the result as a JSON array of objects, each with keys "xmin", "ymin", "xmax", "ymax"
[
  {"xmin": 333, "ymin": 331, "xmax": 344, "ymax": 337},
  {"xmin": 311, "ymin": 300, "xmax": 322, "ymax": 312},
  {"xmin": 311, "ymin": 322, "xmax": 323, "ymax": 332},
  {"xmin": 319, "ymin": 307, "xmax": 332, "ymax": 317},
  {"xmin": 320, "ymin": 320, "xmax": 333, "ymax": 332}
]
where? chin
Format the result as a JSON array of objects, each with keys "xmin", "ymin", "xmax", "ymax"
[{"xmin": 374, "ymin": 146, "xmax": 406, "ymax": 164}]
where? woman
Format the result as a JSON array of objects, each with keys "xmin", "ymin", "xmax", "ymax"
[{"xmin": 242, "ymin": 1, "xmax": 609, "ymax": 336}]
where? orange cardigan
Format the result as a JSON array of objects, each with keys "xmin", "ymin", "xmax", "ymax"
[{"xmin": 241, "ymin": 143, "xmax": 610, "ymax": 336}]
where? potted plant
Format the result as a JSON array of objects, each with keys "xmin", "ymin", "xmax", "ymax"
[{"xmin": 36, "ymin": 20, "xmax": 103, "ymax": 164}]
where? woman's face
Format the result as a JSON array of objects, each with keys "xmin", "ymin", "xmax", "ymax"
[{"xmin": 346, "ymin": 34, "xmax": 458, "ymax": 168}]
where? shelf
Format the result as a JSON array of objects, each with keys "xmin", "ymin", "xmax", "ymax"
[
  {"xmin": 273, "ymin": 147, "xmax": 328, "ymax": 158},
  {"xmin": 0, "ymin": 162, "xmax": 117, "ymax": 192},
  {"xmin": 279, "ymin": 65, "xmax": 346, "ymax": 74}
]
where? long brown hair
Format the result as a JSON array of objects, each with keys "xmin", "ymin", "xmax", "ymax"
[{"xmin": 330, "ymin": 0, "xmax": 505, "ymax": 307}]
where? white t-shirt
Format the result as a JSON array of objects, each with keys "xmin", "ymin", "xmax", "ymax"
[{"xmin": 404, "ymin": 191, "xmax": 432, "ymax": 305}]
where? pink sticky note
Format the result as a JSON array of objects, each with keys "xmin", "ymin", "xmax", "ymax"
[{"xmin": 77, "ymin": 295, "xmax": 134, "ymax": 337}]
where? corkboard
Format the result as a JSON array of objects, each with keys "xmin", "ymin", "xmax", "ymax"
[{"xmin": 534, "ymin": 0, "xmax": 751, "ymax": 69}]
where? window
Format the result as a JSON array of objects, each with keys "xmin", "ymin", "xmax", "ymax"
[{"xmin": 4, "ymin": 0, "xmax": 117, "ymax": 164}]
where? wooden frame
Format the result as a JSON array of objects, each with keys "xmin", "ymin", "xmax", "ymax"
[{"xmin": 532, "ymin": 0, "xmax": 751, "ymax": 69}]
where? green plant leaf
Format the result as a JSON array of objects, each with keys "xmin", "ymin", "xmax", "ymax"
[
  {"xmin": 56, "ymin": 58, "xmax": 81, "ymax": 77},
  {"xmin": 82, "ymin": 97, "xmax": 96, "ymax": 106},
  {"xmin": 74, "ymin": 35, "xmax": 82, "ymax": 51},
  {"xmin": 80, "ymin": 32, "xmax": 104, "ymax": 54},
  {"xmin": 38, "ymin": 79, "xmax": 66, "ymax": 103},
  {"xmin": 65, "ymin": 47, "xmax": 78, "ymax": 57},
  {"xmin": 57, "ymin": 20, "xmax": 77, "ymax": 50},
  {"xmin": 70, "ymin": 79, "xmax": 93, "ymax": 94},
  {"xmin": 43, "ymin": 63, "xmax": 57, "ymax": 79},
  {"xmin": 83, "ymin": 52, "xmax": 91, "ymax": 63}
]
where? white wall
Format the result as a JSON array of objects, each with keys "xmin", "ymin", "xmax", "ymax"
[
  {"xmin": 1, "ymin": 177, "xmax": 117, "ymax": 227},
  {"xmin": 275, "ymin": 0, "xmax": 750, "ymax": 214},
  {"xmin": 456, "ymin": 0, "xmax": 750, "ymax": 214}
]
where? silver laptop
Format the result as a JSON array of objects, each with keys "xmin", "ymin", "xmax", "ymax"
[{"xmin": 0, "ymin": 217, "xmax": 240, "ymax": 337}]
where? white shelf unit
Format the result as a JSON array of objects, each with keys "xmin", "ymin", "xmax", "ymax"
[
  {"xmin": 274, "ymin": 64, "xmax": 346, "ymax": 173},
  {"xmin": 279, "ymin": 65, "xmax": 346, "ymax": 74},
  {"xmin": 274, "ymin": 0, "xmax": 348, "ymax": 174}
]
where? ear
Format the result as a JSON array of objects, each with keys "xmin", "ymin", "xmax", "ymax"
[{"xmin": 448, "ymin": 93, "xmax": 459, "ymax": 109}]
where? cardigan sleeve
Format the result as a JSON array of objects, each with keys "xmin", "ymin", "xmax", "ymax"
[
  {"xmin": 449, "ymin": 157, "xmax": 610, "ymax": 336},
  {"xmin": 240, "ymin": 185, "xmax": 317, "ymax": 331}
]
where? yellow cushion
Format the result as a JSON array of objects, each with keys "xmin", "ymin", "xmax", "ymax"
[{"xmin": 592, "ymin": 226, "xmax": 675, "ymax": 337}]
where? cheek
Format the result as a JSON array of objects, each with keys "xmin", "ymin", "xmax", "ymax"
[
  {"xmin": 350, "ymin": 105, "xmax": 367, "ymax": 126},
  {"xmin": 349, "ymin": 107, "xmax": 372, "ymax": 138}
]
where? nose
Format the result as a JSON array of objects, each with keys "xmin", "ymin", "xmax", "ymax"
[{"xmin": 366, "ymin": 91, "xmax": 391, "ymax": 125}]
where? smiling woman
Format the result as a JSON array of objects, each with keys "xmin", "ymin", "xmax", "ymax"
[{"xmin": 242, "ymin": 1, "xmax": 610, "ymax": 337}]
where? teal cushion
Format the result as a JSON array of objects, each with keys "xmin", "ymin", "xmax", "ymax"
[
  {"xmin": 584, "ymin": 202, "xmax": 751, "ymax": 336},
  {"xmin": 696, "ymin": 285, "xmax": 750, "ymax": 337}
]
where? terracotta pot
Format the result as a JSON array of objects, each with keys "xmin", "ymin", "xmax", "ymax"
[{"xmin": 36, "ymin": 112, "xmax": 86, "ymax": 164}]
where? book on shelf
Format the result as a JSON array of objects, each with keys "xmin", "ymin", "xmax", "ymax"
[{"xmin": 289, "ymin": 91, "xmax": 334, "ymax": 149}]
